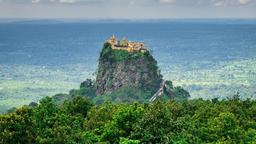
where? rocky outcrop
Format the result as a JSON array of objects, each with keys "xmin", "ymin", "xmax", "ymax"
[{"xmin": 95, "ymin": 43, "xmax": 163, "ymax": 97}]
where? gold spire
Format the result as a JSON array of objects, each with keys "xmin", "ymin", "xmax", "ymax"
[
  {"xmin": 112, "ymin": 34, "xmax": 115, "ymax": 39},
  {"xmin": 122, "ymin": 36, "xmax": 127, "ymax": 46}
]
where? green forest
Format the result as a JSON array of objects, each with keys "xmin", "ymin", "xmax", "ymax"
[
  {"xmin": 1, "ymin": 44, "xmax": 256, "ymax": 143},
  {"xmin": 1, "ymin": 94, "xmax": 256, "ymax": 143}
]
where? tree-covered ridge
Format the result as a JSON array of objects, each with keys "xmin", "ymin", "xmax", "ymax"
[{"xmin": 1, "ymin": 96, "xmax": 256, "ymax": 143}]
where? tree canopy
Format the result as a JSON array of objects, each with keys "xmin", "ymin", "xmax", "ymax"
[{"xmin": 1, "ymin": 96, "xmax": 256, "ymax": 143}]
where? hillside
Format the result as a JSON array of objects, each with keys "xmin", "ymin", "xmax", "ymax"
[
  {"xmin": 95, "ymin": 43, "xmax": 162, "ymax": 101},
  {"xmin": 65, "ymin": 42, "xmax": 190, "ymax": 103}
]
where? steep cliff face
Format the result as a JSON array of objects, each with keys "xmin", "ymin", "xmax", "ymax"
[
  {"xmin": 54, "ymin": 42, "xmax": 189, "ymax": 104},
  {"xmin": 95, "ymin": 43, "xmax": 163, "ymax": 99}
]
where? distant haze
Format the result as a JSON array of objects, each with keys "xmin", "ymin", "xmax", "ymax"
[{"xmin": 0, "ymin": 0, "xmax": 256, "ymax": 19}]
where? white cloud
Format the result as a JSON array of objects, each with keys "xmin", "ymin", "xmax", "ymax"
[
  {"xmin": 30, "ymin": 0, "xmax": 105, "ymax": 4},
  {"xmin": 211, "ymin": 0, "xmax": 253, "ymax": 6},
  {"xmin": 159, "ymin": 0, "xmax": 176, "ymax": 4},
  {"xmin": 211, "ymin": 0, "xmax": 231, "ymax": 6},
  {"xmin": 59, "ymin": 0, "xmax": 77, "ymax": 3},
  {"xmin": 239, "ymin": 0, "xmax": 251, "ymax": 5},
  {"xmin": 32, "ymin": 0, "xmax": 40, "ymax": 3}
]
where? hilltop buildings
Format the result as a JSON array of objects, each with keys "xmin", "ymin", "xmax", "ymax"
[{"xmin": 106, "ymin": 35, "xmax": 148, "ymax": 53}]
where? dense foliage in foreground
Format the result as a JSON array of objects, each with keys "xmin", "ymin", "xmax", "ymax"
[{"xmin": 1, "ymin": 96, "xmax": 256, "ymax": 144}]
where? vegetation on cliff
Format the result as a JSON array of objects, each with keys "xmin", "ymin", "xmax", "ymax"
[{"xmin": 1, "ymin": 96, "xmax": 256, "ymax": 143}]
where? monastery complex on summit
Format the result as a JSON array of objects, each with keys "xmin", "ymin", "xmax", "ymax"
[{"xmin": 106, "ymin": 35, "xmax": 148, "ymax": 53}]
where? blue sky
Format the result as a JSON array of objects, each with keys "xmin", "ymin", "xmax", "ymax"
[{"xmin": 0, "ymin": 0, "xmax": 255, "ymax": 19}]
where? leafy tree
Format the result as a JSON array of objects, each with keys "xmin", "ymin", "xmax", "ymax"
[
  {"xmin": 0, "ymin": 106, "xmax": 35, "ymax": 143},
  {"xmin": 101, "ymin": 103, "xmax": 144, "ymax": 143},
  {"xmin": 173, "ymin": 86, "xmax": 190, "ymax": 101},
  {"xmin": 244, "ymin": 128, "xmax": 256, "ymax": 143},
  {"xmin": 68, "ymin": 79, "xmax": 96, "ymax": 100},
  {"xmin": 131, "ymin": 101, "xmax": 173, "ymax": 143},
  {"xmin": 79, "ymin": 79, "xmax": 96, "ymax": 98},
  {"xmin": 165, "ymin": 80, "xmax": 174, "ymax": 89},
  {"xmin": 67, "ymin": 96, "xmax": 94, "ymax": 117},
  {"xmin": 52, "ymin": 93, "xmax": 71, "ymax": 105},
  {"xmin": 83, "ymin": 102, "xmax": 118, "ymax": 135},
  {"xmin": 120, "ymin": 137, "xmax": 140, "ymax": 144},
  {"xmin": 32, "ymin": 97, "xmax": 85, "ymax": 143},
  {"xmin": 207, "ymin": 112, "xmax": 243, "ymax": 143}
]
